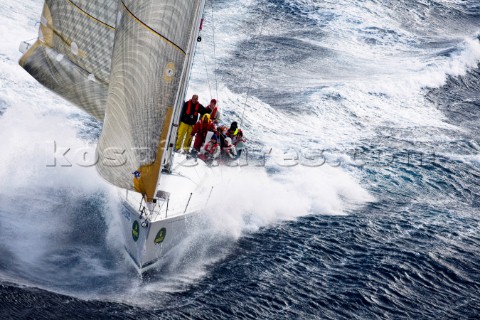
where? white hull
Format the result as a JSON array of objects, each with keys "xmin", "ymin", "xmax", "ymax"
[
  {"xmin": 120, "ymin": 200, "xmax": 196, "ymax": 271},
  {"xmin": 119, "ymin": 154, "xmax": 214, "ymax": 272}
]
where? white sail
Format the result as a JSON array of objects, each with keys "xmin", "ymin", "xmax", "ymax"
[
  {"xmin": 19, "ymin": 0, "xmax": 118, "ymax": 120},
  {"xmin": 20, "ymin": 0, "xmax": 206, "ymax": 201},
  {"xmin": 96, "ymin": 0, "xmax": 205, "ymax": 201}
]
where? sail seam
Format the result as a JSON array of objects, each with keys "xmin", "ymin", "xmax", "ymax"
[
  {"xmin": 66, "ymin": 0, "xmax": 116, "ymax": 30},
  {"xmin": 39, "ymin": 22, "xmax": 106, "ymax": 84},
  {"xmin": 121, "ymin": 1, "xmax": 186, "ymax": 55}
]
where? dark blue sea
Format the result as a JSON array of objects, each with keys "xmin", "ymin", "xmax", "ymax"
[{"xmin": 0, "ymin": 0, "xmax": 479, "ymax": 319}]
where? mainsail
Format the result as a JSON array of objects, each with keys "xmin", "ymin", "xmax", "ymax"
[
  {"xmin": 19, "ymin": 0, "xmax": 117, "ymax": 120},
  {"xmin": 20, "ymin": 1, "xmax": 206, "ymax": 201}
]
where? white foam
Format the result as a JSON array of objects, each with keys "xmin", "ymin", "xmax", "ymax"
[{"xmin": 201, "ymin": 164, "xmax": 374, "ymax": 240}]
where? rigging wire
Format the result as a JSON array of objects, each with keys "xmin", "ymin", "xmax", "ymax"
[
  {"xmin": 210, "ymin": 0, "xmax": 219, "ymax": 99},
  {"xmin": 207, "ymin": 0, "xmax": 228, "ymax": 174},
  {"xmin": 202, "ymin": 42, "xmax": 213, "ymax": 99},
  {"xmin": 240, "ymin": 10, "xmax": 268, "ymax": 127}
]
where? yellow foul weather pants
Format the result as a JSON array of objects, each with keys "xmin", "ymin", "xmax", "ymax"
[{"xmin": 176, "ymin": 122, "xmax": 193, "ymax": 151}]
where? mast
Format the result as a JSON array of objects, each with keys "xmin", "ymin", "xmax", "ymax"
[
  {"xmin": 162, "ymin": 0, "xmax": 207, "ymax": 174},
  {"xmin": 96, "ymin": 1, "xmax": 207, "ymax": 202}
]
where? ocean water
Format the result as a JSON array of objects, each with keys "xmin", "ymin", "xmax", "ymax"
[{"xmin": 1, "ymin": 0, "xmax": 479, "ymax": 319}]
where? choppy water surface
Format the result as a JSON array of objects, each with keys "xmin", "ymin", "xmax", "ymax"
[{"xmin": 0, "ymin": 0, "xmax": 479, "ymax": 318}]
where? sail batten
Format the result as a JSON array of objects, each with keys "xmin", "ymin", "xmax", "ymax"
[
  {"xmin": 120, "ymin": 1, "xmax": 187, "ymax": 55},
  {"xmin": 66, "ymin": 0, "xmax": 116, "ymax": 30}
]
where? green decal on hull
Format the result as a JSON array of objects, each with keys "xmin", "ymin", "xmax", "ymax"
[
  {"xmin": 154, "ymin": 228, "xmax": 166, "ymax": 244},
  {"xmin": 132, "ymin": 220, "xmax": 140, "ymax": 242}
]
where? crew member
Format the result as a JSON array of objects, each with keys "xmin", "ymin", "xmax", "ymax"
[
  {"xmin": 205, "ymin": 99, "xmax": 221, "ymax": 124},
  {"xmin": 191, "ymin": 113, "xmax": 216, "ymax": 152},
  {"xmin": 199, "ymin": 135, "xmax": 221, "ymax": 162},
  {"xmin": 176, "ymin": 94, "xmax": 207, "ymax": 152}
]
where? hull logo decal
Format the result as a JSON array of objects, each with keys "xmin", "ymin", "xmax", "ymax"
[
  {"xmin": 132, "ymin": 220, "xmax": 140, "ymax": 242},
  {"xmin": 154, "ymin": 228, "xmax": 166, "ymax": 244}
]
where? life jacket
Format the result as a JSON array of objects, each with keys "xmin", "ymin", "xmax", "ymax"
[
  {"xmin": 201, "ymin": 120, "xmax": 213, "ymax": 138},
  {"xmin": 210, "ymin": 106, "xmax": 217, "ymax": 119},
  {"xmin": 185, "ymin": 100, "xmax": 200, "ymax": 117},
  {"xmin": 205, "ymin": 142, "xmax": 219, "ymax": 154},
  {"xmin": 232, "ymin": 129, "xmax": 244, "ymax": 145},
  {"xmin": 193, "ymin": 116, "xmax": 214, "ymax": 138},
  {"xmin": 227, "ymin": 127, "xmax": 238, "ymax": 138}
]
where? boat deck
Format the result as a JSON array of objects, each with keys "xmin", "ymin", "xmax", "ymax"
[{"xmin": 120, "ymin": 154, "xmax": 215, "ymax": 222}]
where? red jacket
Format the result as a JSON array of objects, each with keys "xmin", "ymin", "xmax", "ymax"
[
  {"xmin": 191, "ymin": 119, "xmax": 216, "ymax": 150},
  {"xmin": 206, "ymin": 105, "xmax": 218, "ymax": 121},
  {"xmin": 180, "ymin": 100, "xmax": 207, "ymax": 125}
]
